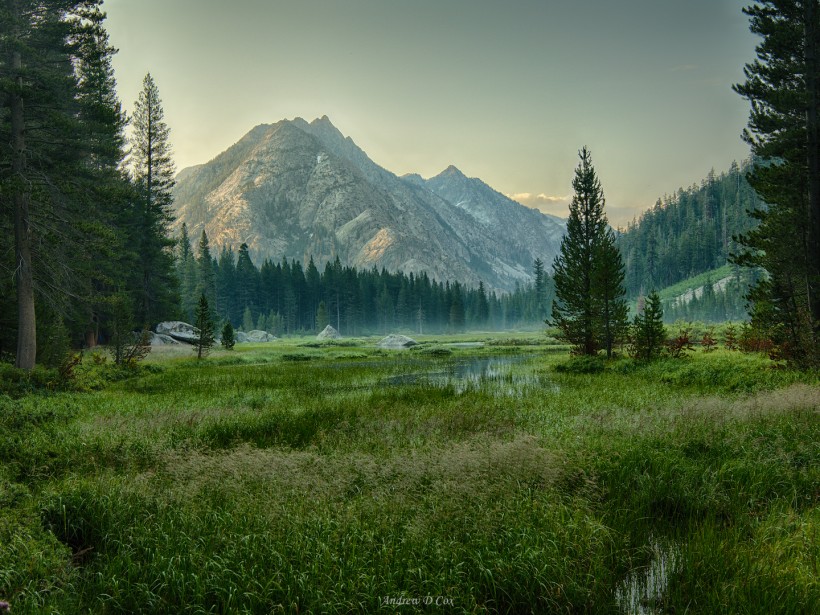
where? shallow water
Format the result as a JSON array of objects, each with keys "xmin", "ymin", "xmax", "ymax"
[
  {"xmin": 615, "ymin": 537, "xmax": 679, "ymax": 614},
  {"xmin": 379, "ymin": 355, "xmax": 553, "ymax": 396}
]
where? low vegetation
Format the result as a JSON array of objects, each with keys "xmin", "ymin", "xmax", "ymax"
[{"xmin": 1, "ymin": 335, "xmax": 817, "ymax": 613}]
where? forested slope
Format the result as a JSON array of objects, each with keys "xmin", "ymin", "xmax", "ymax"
[{"xmin": 617, "ymin": 160, "xmax": 762, "ymax": 298}]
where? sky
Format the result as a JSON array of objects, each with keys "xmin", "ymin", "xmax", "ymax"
[{"xmin": 103, "ymin": 0, "xmax": 759, "ymax": 226}]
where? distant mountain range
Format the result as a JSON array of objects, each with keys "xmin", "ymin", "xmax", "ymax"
[{"xmin": 172, "ymin": 116, "xmax": 565, "ymax": 292}]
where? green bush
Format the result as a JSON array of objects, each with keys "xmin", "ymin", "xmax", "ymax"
[{"xmin": 554, "ymin": 355, "xmax": 606, "ymax": 374}]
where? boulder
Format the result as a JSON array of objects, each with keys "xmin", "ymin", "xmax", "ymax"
[
  {"xmin": 377, "ymin": 334, "xmax": 418, "ymax": 349},
  {"xmin": 148, "ymin": 332, "xmax": 180, "ymax": 346},
  {"xmin": 317, "ymin": 325, "xmax": 341, "ymax": 340},
  {"xmin": 235, "ymin": 331, "xmax": 250, "ymax": 344},
  {"xmin": 155, "ymin": 321, "xmax": 198, "ymax": 344},
  {"xmin": 246, "ymin": 330, "xmax": 277, "ymax": 343}
]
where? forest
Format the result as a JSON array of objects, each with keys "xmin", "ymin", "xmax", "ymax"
[{"xmin": 176, "ymin": 228, "xmax": 553, "ymax": 338}]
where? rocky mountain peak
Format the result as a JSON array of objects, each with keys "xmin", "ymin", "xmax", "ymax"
[
  {"xmin": 172, "ymin": 117, "xmax": 566, "ymax": 292},
  {"xmin": 435, "ymin": 165, "xmax": 467, "ymax": 180}
]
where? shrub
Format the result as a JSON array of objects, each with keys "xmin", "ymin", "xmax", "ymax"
[
  {"xmin": 554, "ymin": 355, "xmax": 606, "ymax": 374},
  {"xmin": 667, "ymin": 325, "xmax": 695, "ymax": 359},
  {"xmin": 700, "ymin": 327, "xmax": 718, "ymax": 352}
]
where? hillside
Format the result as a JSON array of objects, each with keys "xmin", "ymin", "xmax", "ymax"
[
  {"xmin": 617, "ymin": 160, "xmax": 762, "ymax": 297},
  {"xmin": 652, "ymin": 264, "xmax": 760, "ymax": 323}
]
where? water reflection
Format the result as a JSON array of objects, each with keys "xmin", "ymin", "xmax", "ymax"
[
  {"xmin": 615, "ymin": 536, "xmax": 680, "ymax": 614},
  {"xmin": 379, "ymin": 355, "xmax": 555, "ymax": 396}
]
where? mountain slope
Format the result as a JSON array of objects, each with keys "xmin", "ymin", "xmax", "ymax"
[
  {"xmin": 418, "ymin": 165, "xmax": 565, "ymax": 271},
  {"xmin": 172, "ymin": 117, "xmax": 565, "ymax": 292},
  {"xmin": 616, "ymin": 161, "xmax": 762, "ymax": 297}
]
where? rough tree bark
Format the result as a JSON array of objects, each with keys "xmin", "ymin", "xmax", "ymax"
[{"xmin": 10, "ymin": 43, "xmax": 37, "ymax": 370}]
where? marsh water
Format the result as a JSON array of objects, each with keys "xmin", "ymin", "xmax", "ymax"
[
  {"xmin": 379, "ymin": 354, "xmax": 553, "ymax": 396},
  {"xmin": 615, "ymin": 537, "xmax": 680, "ymax": 614}
]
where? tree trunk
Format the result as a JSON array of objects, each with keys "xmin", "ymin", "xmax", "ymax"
[
  {"xmin": 806, "ymin": 0, "xmax": 820, "ymax": 324},
  {"xmin": 11, "ymin": 47, "xmax": 37, "ymax": 370}
]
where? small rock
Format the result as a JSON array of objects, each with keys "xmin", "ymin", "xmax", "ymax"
[
  {"xmin": 246, "ymin": 330, "xmax": 277, "ymax": 343},
  {"xmin": 377, "ymin": 334, "xmax": 418, "ymax": 349},
  {"xmin": 317, "ymin": 325, "xmax": 341, "ymax": 340}
]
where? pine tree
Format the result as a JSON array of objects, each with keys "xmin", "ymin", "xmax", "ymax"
[
  {"xmin": 130, "ymin": 73, "xmax": 178, "ymax": 326},
  {"xmin": 475, "ymin": 281, "xmax": 490, "ymax": 327},
  {"xmin": 176, "ymin": 223, "xmax": 198, "ymax": 321},
  {"xmin": 594, "ymin": 228, "xmax": 629, "ymax": 357},
  {"xmin": 316, "ymin": 301, "xmax": 329, "ymax": 332},
  {"xmin": 733, "ymin": 0, "xmax": 820, "ymax": 366},
  {"xmin": 631, "ymin": 291, "xmax": 666, "ymax": 360},
  {"xmin": 220, "ymin": 321, "xmax": 235, "ymax": 350},
  {"xmin": 533, "ymin": 258, "xmax": 547, "ymax": 320},
  {"xmin": 194, "ymin": 293, "xmax": 215, "ymax": 359},
  {"xmin": 552, "ymin": 147, "xmax": 623, "ymax": 355},
  {"xmin": 197, "ymin": 230, "xmax": 216, "ymax": 311}
]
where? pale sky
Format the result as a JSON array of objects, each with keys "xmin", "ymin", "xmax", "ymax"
[{"xmin": 103, "ymin": 0, "xmax": 757, "ymax": 226}]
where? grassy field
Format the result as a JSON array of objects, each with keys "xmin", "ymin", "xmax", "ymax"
[{"xmin": 1, "ymin": 333, "xmax": 818, "ymax": 613}]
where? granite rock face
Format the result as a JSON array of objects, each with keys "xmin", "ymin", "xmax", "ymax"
[
  {"xmin": 377, "ymin": 334, "xmax": 418, "ymax": 349},
  {"xmin": 173, "ymin": 116, "xmax": 565, "ymax": 292},
  {"xmin": 155, "ymin": 321, "xmax": 198, "ymax": 344},
  {"xmin": 246, "ymin": 330, "xmax": 277, "ymax": 342},
  {"xmin": 317, "ymin": 325, "xmax": 341, "ymax": 339}
]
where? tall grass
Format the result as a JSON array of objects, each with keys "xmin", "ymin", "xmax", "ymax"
[{"xmin": 1, "ymin": 337, "xmax": 817, "ymax": 612}]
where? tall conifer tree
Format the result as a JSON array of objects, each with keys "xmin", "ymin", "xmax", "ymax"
[
  {"xmin": 551, "ymin": 147, "xmax": 625, "ymax": 356},
  {"xmin": 734, "ymin": 0, "xmax": 820, "ymax": 366},
  {"xmin": 129, "ymin": 73, "xmax": 178, "ymax": 326}
]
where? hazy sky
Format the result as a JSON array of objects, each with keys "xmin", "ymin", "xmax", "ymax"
[{"xmin": 103, "ymin": 0, "xmax": 758, "ymax": 226}]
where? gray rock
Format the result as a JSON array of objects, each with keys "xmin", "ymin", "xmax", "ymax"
[
  {"xmin": 234, "ymin": 331, "xmax": 250, "ymax": 344},
  {"xmin": 317, "ymin": 324, "xmax": 341, "ymax": 340},
  {"xmin": 246, "ymin": 330, "xmax": 277, "ymax": 342},
  {"xmin": 155, "ymin": 321, "xmax": 198, "ymax": 344},
  {"xmin": 377, "ymin": 334, "xmax": 418, "ymax": 349},
  {"xmin": 148, "ymin": 332, "xmax": 180, "ymax": 346}
]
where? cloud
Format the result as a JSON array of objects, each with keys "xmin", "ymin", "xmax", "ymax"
[{"xmin": 507, "ymin": 192, "xmax": 571, "ymax": 213}]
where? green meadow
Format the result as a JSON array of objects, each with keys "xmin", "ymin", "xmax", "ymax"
[{"xmin": 1, "ymin": 335, "xmax": 818, "ymax": 613}]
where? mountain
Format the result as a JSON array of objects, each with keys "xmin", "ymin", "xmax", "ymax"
[
  {"xmin": 409, "ymin": 164, "xmax": 564, "ymax": 262},
  {"xmin": 172, "ymin": 116, "xmax": 565, "ymax": 292}
]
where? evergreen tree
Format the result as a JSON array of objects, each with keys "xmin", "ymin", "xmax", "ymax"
[
  {"xmin": 734, "ymin": 0, "xmax": 820, "ymax": 366},
  {"xmin": 194, "ymin": 293, "xmax": 215, "ymax": 359},
  {"xmin": 235, "ymin": 243, "xmax": 257, "ymax": 316},
  {"xmin": 631, "ymin": 291, "xmax": 666, "ymax": 360},
  {"xmin": 594, "ymin": 228, "xmax": 629, "ymax": 357},
  {"xmin": 242, "ymin": 306, "xmax": 254, "ymax": 332},
  {"xmin": 316, "ymin": 300, "xmax": 329, "ymax": 332},
  {"xmin": 196, "ymin": 230, "xmax": 216, "ymax": 311},
  {"xmin": 448, "ymin": 283, "xmax": 466, "ymax": 332},
  {"xmin": 129, "ymin": 73, "xmax": 178, "ymax": 326},
  {"xmin": 216, "ymin": 245, "xmax": 237, "ymax": 323},
  {"xmin": 533, "ymin": 258, "xmax": 548, "ymax": 320},
  {"xmin": 551, "ymin": 147, "xmax": 617, "ymax": 355},
  {"xmin": 71, "ymin": 4, "xmax": 137, "ymax": 351},
  {"xmin": 220, "ymin": 321, "xmax": 235, "ymax": 350},
  {"xmin": 475, "ymin": 281, "xmax": 490, "ymax": 327},
  {"xmin": 176, "ymin": 223, "xmax": 198, "ymax": 321}
]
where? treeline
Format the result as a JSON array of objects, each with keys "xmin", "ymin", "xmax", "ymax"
[
  {"xmin": 662, "ymin": 269, "xmax": 756, "ymax": 323},
  {"xmin": 617, "ymin": 160, "xmax": 762, "ymax": 297},
  {"xmin": 177, "ymin": 227, "xmax": 554, "ymax": 336}
]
